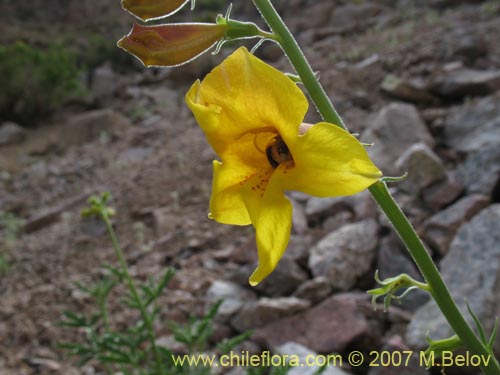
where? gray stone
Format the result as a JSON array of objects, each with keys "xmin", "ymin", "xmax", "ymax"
[
  {"xmin": 361, "ymin": 103, "xmax": 434, "ymax": 175},
  {"xmin": 431, "ymin": 69, "xmax": 500, "ymax": 99},
  {"xmin": 284, "ymin": 234, "xmax": 315, "ymax": 268},
  {"xmin": 118, "ymin": 147, "xmax": 154, "ymax": 164},
  {"xmin": 381, "ymin": 75, "xmax": 438, "ymax": 104},
  {"xmin": 290, "ymin": 197, "xmax": 308, "ymax": 235},
  {"xmin": 292, "ymin": 277, "xmax": 332, "ymax": 305},
  {"xmin": 328, "ymin": 3, "xmax": 385, "ymax": 34},
  {"xmin": 322, "ymin": 211, "xmax": 354, "ymax": 233},
  {"xmin": 421, "ymin": 177, "xmax": 464, "ymax": 209},
  {"xmin": 255, "ymin": 257, "xmax": 309, "ymax": 297},
  {"xmin": 90, "ymin": 63, "xmax": 117, "ymax": 102},
  {"xmin": 367, "ymin": 335, "xmax": 429, "ymax": 375},
  {"xmin": 444, "ymin": 94, "xmax": 500, "ymax": 153},
  {"xmin": 406, "ymin": 205, "xmax": 500, "ymax": 353},
  {"xmin": 0, "ymin": 122, "xmax": 26, "ymax": 146},
  {"xmin": 25, "ymin": 192, "xmax": 89, "ymax": 233},
  {"xmin": 423, "ymin": 194, "xmax": 490, "ymax": 255},
  {"xmin": 309, "ymin": 219, "xmax": 379, "ymax": 290},
  {"xmin": 439, "ymin": 27, "xmax": 487, "ymax": 63},
  {"xmin": 60, "ymin": 109, "xmax": 131, "ymax": 146},
  {"xmin": 206, "ymin": 280, "xmax": 257, "ymax": 322},
  {"xmin": 305, "ymin": 196, "xmax": 352, "ymax": 223},
  {"xmin": 253, "ymin": 293, "xmax": 372, "ymax": 353},
  {"xmin": 456, "ymin": 146, "xmax": 500, "ymax": 197},
  {"xmin": 275, "ymin": 342, "xmax": 350, "ymax": 375},
  {"xmin": 395, "ymin": 143, "xmax": 447, "ymax": 195},
  {"xmin": 231, "ymin": 297, "xmax": 310, "ymax": 333}
]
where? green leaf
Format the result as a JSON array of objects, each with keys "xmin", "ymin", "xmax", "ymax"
[
  {"xmin": 424, "ymin": 334, "xmax": 463, "ymax": 359},
  {"xmin": 466, "ymin": 300, "xmax": 487, "ymax": 344},
  {"xmin": 488, "ymin": 318, "xmax": 498, "ymax": 352},
  {"xmin": 217, "ymin": 331, "xmax": 252, "ymax": 353}
]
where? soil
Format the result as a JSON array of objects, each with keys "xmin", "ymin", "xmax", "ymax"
[{"xmin": 1, "ymin": 0, "xmax": 500, "ymax": 374}]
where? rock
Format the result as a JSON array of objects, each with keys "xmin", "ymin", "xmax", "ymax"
[
  {"xmin": 377, "ymin": 234, "xmax": 421, "ymax": 281},
  {"xmin": 60, "ymin": 109, "xmax": 131, "ymax": 146},
  {"xmin": 395, "ymin": 143, "xmax": 447, "ymax": 195},
  {"xmin": 290, "ymin": 197, "xmax": 308, "ymax": 235},
  {"xmin": 90, "ymin": 63, "xmax": 117, "ymax": 103},
  {"xmin": 275, "ymin": 342, "xmax": 350, "ymax": 375},
  {"xmin": 24, "ymin": 192, "xmax": 90, "ymax": 233},
  {"xmin": 0, "ymin": 122, "xmax": 26, "ymax": 146},
  {"xmin": 352, "ymin": 190, "xmax": 380, "ymax": 220},
  {"xmin": 151, "ymin": 206, "xmax": 184, "ymax": 236},
  {"xmin": 206, "ymin": 280, "xmax": 257, "ymax": 322},
  {"xmin": 322, "ymin": 211, "xmax": 354, "ymax": 233},
  {"xmin": 26, "ymin": 358, "xmax": 62, "ymax": 372},
  {"xmin": 438, "ymin": 27, "xmax": 487, "ymax": 63},
  {"xmin": 155, "ymin": 335, "xmax": 188, "ymax": 354},
  {"xmin": 305, "ymin": 196, "xmax": 352, "ymax": 224},
  {"xmin": 423, "ymin": 194, "xmax": 490, "ymax": 255},
  {"xmin": 421, "ymin": 177, "xmax": 464, "ymax": 209},
  {"xmin": 309, "ymin": 219, "xmax": 379, "ymax": 291},
  {"xmin": 456, "ymin": 146, "xmax": 500, "ymax": 197},
  {"xmin": 381, "ymin": 75, "xmax": 438, "ymax": 104},
  {"xmin": 118, "ymin": 147, "xmax": 154, "ymax": 164},
  {"xmin": 227, "ymin": 236, "xmax": 258, "ymax": 265},
  {"xmin": 231, "ymin": 297, "xmax": 310, "ymax": 333},
  {"xmin": 444, "ymin": 94, "xmax": 500, "ymax": 153},
  {"xmin": 292, "ymin": 277, "xmax": 332, "ymax": 305},
  {"xmin": 252, "ymin": 293, "xmax": 371, "ymax": 353},
  {"xmin": 294, "ymin": 2, "xmax": 335, "ymax": 30},
  {"xmin": 329, "ymin": 3, "xmax": 385, "ymax": 34},
  {"xmin": 376, "ymin": 234, "xmax": 430, "ymax": 311},
  {"xmin": 228, "ymin": 255, "xmax": 309, "ymax": 296},
  {"xmin": 255, "ymin": 257, "xmax": 309, "ymax": 297},
  {"xmin": 361, "ymin": 103, "xmax": 434, "ymax": 175},
  {"xmin": 284, "ymin": 234, "xmax": 315, "ymax": 268},
  {"xmin": 431, "ymin": 69, "xmax": 500, "ymax": 99},
  {"xmin": 229, "ymin": 234, "xmax": 312, "ymax": 268},
  {"xmin": 406, "ymin": 205, "xmax": 500, "ymax": 353},
  {"xmin": 367, "ymin": 335, "xmax": 429, "ymax": 375}
]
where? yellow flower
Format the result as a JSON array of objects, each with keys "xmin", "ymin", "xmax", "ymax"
[{"xmin": 186, "ymin": 47, "xmax": 382, "ymax": 286}]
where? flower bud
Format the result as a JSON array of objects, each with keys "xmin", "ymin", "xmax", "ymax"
[
  {"xmin": 118, "ymin": 23, "xmax": 229, "ymax": 67},
  {"xmin": 121, "ymin": 0, "xmax": 190, "ymax": 21}
]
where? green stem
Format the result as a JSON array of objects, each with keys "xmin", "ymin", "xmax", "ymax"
[
  {"xmin": 98, "ymin": 296, "xmax": 110, "ymax": 332},
  {"xmin": 370, "ymin": 181, "xmax": 500, "ymax": 374},
  {"xmin": 252, "ymin": 1, "xmax": 500, "ymax": 374},
  {"xmin": 102, "ymin": 215, "xmax": 164, "ymax": 375}
]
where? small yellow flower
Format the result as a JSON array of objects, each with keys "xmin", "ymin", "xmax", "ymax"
[{"xmin": 186, "ymin": 47, "xmax": 382, "ymax": 286}]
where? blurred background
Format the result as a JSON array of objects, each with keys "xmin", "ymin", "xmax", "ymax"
[{"xmin": 1, "ymin": 0, "xmax": 500, "ymax": 374}]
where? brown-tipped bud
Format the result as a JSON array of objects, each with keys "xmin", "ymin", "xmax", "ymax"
[
  {"xmin": 121, "ymin": 0, "xmax": 190, "ymax": 21},
  {"xmin": 118, "ymin": 23, "xmax": 229, "ymax": 67}
]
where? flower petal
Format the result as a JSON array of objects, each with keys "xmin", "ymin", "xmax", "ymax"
[
  {"xmin": 186, "ymin": 47, "xmax": 308, "ymax": 157},
  {"xmin": 241, "ymin": 169, "xmax": 292, "ymax": 286},
  {"xmin": 209, "ymin": 160, "xmax": 251, "ymax": 225},
  {"xmin": 121, "ymin": 0, "xmax": 190, "ymax": 21},
  {"xmin": 118, "ymin": 23, "xmax": 228, "ymax": 67},
  {"xmin": 285, "ymin": 122, "xmax": 382, "ymax": 197}
]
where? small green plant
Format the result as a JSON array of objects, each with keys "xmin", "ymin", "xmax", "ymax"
[
  {"xmin": 0, "ymin": 42, "xmax": 84, "ymax": 125},
  {"xmin": 0, "ymin": 211, "xmax": 24, "ymax": 276},
  {"xmin": 60, "ymin": 193, "xmax": 251, "ymax": 374}
]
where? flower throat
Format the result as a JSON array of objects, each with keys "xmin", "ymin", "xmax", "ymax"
[{"xmin": 266, "ymin": 136, "xmax": 293, "ymax": 168}]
